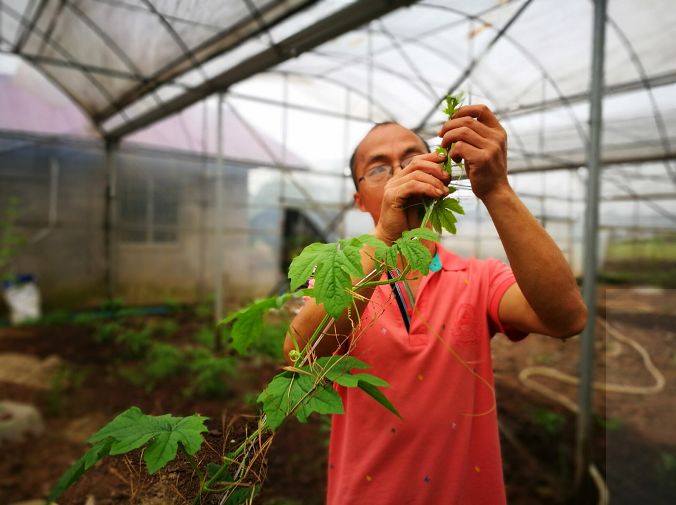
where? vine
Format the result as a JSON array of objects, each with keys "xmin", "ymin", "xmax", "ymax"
[{"xmin": 47, "ymin": 93, "xmax": 466, "ymax": 505}]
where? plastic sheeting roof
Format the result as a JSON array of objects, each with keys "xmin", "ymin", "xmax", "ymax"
[{"xmin": 0, "ymin": 0, "xmax": 675, "ymax": 177}]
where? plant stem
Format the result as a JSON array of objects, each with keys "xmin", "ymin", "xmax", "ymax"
[{"xmin": 180, "ymin": 446, "xmax": 206, "ymax": 505}]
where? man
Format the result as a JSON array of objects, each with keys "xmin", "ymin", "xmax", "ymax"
[{"xmin": 284, "ymin": 104, "xmax": 587, "ymax": 504}]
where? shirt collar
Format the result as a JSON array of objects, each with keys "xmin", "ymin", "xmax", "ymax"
[{"xmin": 435, "ymin": 244, "xmax": 467, "ymax": 271}]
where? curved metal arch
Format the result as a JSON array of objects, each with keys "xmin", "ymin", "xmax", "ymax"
[
  {"xmin": 377, "ymin": 34, "xmax": 537, "ymax": 171},
  {"xmin": 301, "ymin": 37, "xmax": 539, "ymax": 173},
  {"xmin": 314, "ymin": 0, "xmax": 514, "ymax": 78},
  {"xmin": 264, "ymin": 69, "xmax": 398, "ymax": 123},
  {"xmin": 12, "ymin": 0, "xmax": 42, "ymax": 52},
  {"xmin": 414, "ymin": 1, "xmax": 590, "ymax": 151},
  {"xmin": 605, "ymin": 15, "xmax": 676, "ymax": 184},
  {"xmin": 139, "ymin": 0, "xmax": 206, "ymax": 80},
  {"xmin": 0, "ymin": 1, "xmax": 127, "ymax": 125},
  {"xmin": 63, "ymin": 1, "xmax": 164, "ymax": 111},
  {"xmin": 309, "ymin": 48, "xmax": 445, "ymax": 104},
  {"xmin": 94, "ymin": 0, "xmax": 320, "ymax": 124},
  {"xmin": 374, "ymin": 19, "xmax": 438, "ymax": 100}
]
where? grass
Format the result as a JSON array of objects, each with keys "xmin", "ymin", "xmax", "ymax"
[{"xmin": 601, "ymin": 234, "xmax": 676, "ymax": 288}]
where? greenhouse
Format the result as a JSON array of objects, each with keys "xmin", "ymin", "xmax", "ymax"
[{"xmin": 0, "ymin": 0, "xmax": 674, "ymax": 504}]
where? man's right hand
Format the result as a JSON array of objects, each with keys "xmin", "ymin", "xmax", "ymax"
[{"xmin": 374, "ymin": 151, "xmax": 450, "ymax": 245}]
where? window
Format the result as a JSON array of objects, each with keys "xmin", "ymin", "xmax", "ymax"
[{"xmin": 118, "ymin": 172, "xmax": 178, "ymax": 243}]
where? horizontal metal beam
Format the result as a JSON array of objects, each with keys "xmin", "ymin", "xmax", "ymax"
[
  {"xmin": 228, "ymin": 91, "xmax": 374, "ymax": 123},
  {"xmin": 104, "ymin": 0, "xmax": 416, "ymax": 141},
  {"xmin": 93, "ymin": 0, "xmax": 319, "ymax": 123},
  {"xmin": 602, "ymin": 192, "xmax": 676, "ymax": 202},
  {"xmin": 508, "ymin": 150, "xmax": 676, "ymax": 174},
  {"xmin": 496, "ymin": 70, "xmax": 676, "ymax": 118}
]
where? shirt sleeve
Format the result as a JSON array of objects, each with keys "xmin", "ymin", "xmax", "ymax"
[{"xmin": 485, "ymin": 259, "xmax": 528, "ymax": 341}]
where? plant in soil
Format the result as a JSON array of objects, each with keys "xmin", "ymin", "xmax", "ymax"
[{"xmin": 47, "ymin": 93, "xmax": 467, "ymax": 504}]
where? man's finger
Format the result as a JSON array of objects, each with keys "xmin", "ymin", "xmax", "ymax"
[
  {"xmin": 398, "ymin": 157, "xmax": 450, "ymax": 182},
  {"xmin": 437, "ymin": 115, "xmax": 494, "ymax": 140},
  {"xmin": 451, "ymin": 104, "xmax": 501, "ymax": 128},
  {"xmin": 441, "ymin": 126, "xmax": 494, "ymax": 151},
  {"xmin": 449, "ymin": 140, "xmax": 485, "ymax": 165}
]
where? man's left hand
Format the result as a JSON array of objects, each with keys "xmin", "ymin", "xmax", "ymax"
[{"xmin": 437, "ymin": 104, "xmax": 509, "ymax": 201}]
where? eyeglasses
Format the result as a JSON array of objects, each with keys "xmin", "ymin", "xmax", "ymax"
[{"xmin": 357, "ymin": 155, "xmax": 418, "ymax": 186}]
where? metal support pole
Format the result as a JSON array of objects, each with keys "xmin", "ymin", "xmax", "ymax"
[
  {"xmin": 214, "ymin": 93, "xmax": 225, "ymax": 332},
  {"xmin": 103, "ymin": 140, "xmax": 118, "ymax": 300},
  {"xmin": 575, "ymin": 0, "xmax": 607, "ymax": 495}
]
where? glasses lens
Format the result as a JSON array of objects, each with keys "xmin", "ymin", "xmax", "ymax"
[
  {"xmin": 400, "ymin": 155, "xmax": 416, "ymax": 170},
  {"xmin": 364, "ymin": 165, "xmax": 392, "ymax": 184}
]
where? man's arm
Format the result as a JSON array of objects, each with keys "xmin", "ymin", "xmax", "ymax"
[
  {"xmin": 439, "ymin": 104, "xmax": 587, "ymax": 339},
  {"xmin": 283, "ymin": 151, "xmax": 450, "ymax": 362}
]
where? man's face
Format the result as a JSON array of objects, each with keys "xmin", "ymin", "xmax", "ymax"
[{"xmin": 353, "ymin": 123, "xmax": 429, "ymax": 224}]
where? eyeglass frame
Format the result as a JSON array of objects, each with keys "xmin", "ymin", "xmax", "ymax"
[{"xmin": 356, "ymin": 154, "xmax": 420, "ymax": 186}]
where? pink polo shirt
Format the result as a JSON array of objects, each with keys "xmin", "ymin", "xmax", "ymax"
[{"xmin": 326, "ymin": 245, "xmax": 526, "ymax": 505}]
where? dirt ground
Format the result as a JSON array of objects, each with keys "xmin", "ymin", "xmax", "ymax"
[{"xmin": 1, "ymin": 287, "xmax": 674, "ymax": 505}]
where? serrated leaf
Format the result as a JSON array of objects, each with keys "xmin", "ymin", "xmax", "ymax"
[
  {"xmin": 434, "ymin": 145, "xmax": 453, "ymax": 175},
  {"xmin": 89, "ymin": 406, "xmax": 208, "ymax": 474},
  {"xmin": 314, "ymin": 252, "xmax": 353, "ymax": 319},
  {"xmin": 289, "ymin": 239, "xmax": 374, "ymax": 318},
  {"xmin": 46, "ymin": 439, "xmax": 113, "ymax": 504},
  {"xmin": 336, "ymin": 242, "xmax": 364, "ymax": 278},
  {"xmin": 312, "ymin": 355, "xmax": 370, "ymax": 377},
  {"xmin": 258, "ymin": 372, "xmax": 343, "ymax": 431},
  {"xmin": 221, "ymin": 296, "xmax": 279, "ymax": 355},
  {"xmin": 88, "ymin": 406, "xmax": 145, "ymax": 443},
  {"xmin": 444, "ymin": 197, "xmax": 465, "ymax": 215},
  {"xmin": 50, "ymin": 408, "xmax": 208, "ymax": 503},
  {"xmin": 379, "ymin": 243, "xmax": 399, "ymax": 270},
  {"xmin": 308, "ymin": 356, "xmax": 397, "ymax": 416},
  {"xmin": 288, "ymin": 242, "xmax": 330, "ymax": 290},
  {"xmin": 428, "ymin": 197, "xmax": 463, "ymax": 235},
  {"xmin": 352, "ymin": 234, "xmax": 387, "ymax": 257},
  {"xmin": 395, "ymin": 236, "xmax": 432, "ymax": 275},
  {"xmin": 402, "ymin": 227, "xmax": 440, "ymax": 243},
  {"xmin": 294, "ymin": 381, "xmax": 344, "ymax": 423}
]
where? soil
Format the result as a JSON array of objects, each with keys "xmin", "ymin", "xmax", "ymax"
[{"xmin": 1, "ymin": 287, "xmax": 675, "ymax": 505}]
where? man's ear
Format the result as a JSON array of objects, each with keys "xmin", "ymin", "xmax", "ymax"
[{"xmin": 354, "ymin": 191, "xmax": 367, "ymax": 212}]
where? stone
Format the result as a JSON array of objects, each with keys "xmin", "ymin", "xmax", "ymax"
[{"xmin": 0, "ymin": 401, "xmax": 44, "ymax": 444}]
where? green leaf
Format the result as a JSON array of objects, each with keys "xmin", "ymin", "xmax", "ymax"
[
  {"xmin": 395, "ymin": 236, "xmax": 432, "ymax": 275},
  {"xmin": 403, "ymin": 227, "xmax": 440, "ymax": 243},
  {"xmin": 48, "ymin": 408, "xmax": 209, "ymax": 503},
  {"xmin": 288, "ymin": 242, "xmax": 331, "ymax": 290},
  {"xmin": 336, "ymin": 241, "xmax": 364, "ymax": 278},
  {"xmin": 359, "ymin": 382, "xmax": 402, "ymax": 419},
  {"xmin": 434, "ymin": 145, "xmax": 453, "ymax": 175},
  {"xmin": 257, "ymin": 372, "xmax": 343, "ymax": 431},
  {"xmin": 352, "ymin": 234, "xmax": 388, "ymax": 257},
  {"xmin": 88, "ymin": 406, "xmax": 208, "ymax": 474},
  {"xmin": 294, "ymin": 381, "xmax": 344, "ymax": 424},
  {"xmin": 314, "ymin": 251, "xmax": 354, "ymax": 319},
  {"xmin": 442, "ymin": 92, "xmax": 464, "ymax": 117},
  {"xmin": 288, "ymin": 238, "xmax": 374, "ymax": 318},
  {"xmin": 312, "ymin": 355, "xmax": 370, "ymax": 377},
  {"xmin": 377, "ymin": 242, "xmax": 399, "ymax": 270},
  {"xmin": 333, "ymin": 372, "xmax": 389, "ymax": 388},
  {"xmin": 308, "ymin": 356, "xmax": 398, "ymax": 417},
  {"xmin": 221, "ymin": 295, "xmax": 282, "ymax": 355},
  {"xmin": 46, "ymin": 439, "xmax": 113, "ymax": 504},
  {"xmin": 428, "ymin": 197, "xmax": 464, "ymax": 235}
]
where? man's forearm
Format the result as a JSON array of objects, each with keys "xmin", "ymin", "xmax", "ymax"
[{"xmin": 483, "ymin": 186, "xmax": 587, "ymax": 335}]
